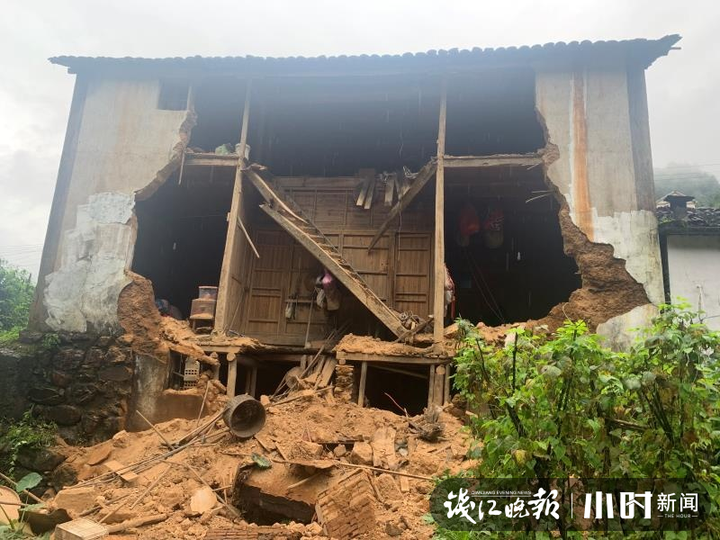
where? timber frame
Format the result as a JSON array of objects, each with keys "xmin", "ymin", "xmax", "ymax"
[{"xmin": 175, "ymin": 74, "xmax": 555, "ymax": 407}]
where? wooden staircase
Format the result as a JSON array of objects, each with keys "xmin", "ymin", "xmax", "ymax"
[{"xmin": 245, "ymin": 165, "xmax": 407, "ymax": 338}]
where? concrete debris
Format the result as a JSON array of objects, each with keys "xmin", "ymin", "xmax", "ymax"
[
  {"xmin": 53, "ymin": 486, "xmax": 97, "ymax": 517},
  {"xmin": 189, "ymin": 486, "xmax": 217, "ymax": 514},
  {"xmin": 349, "ymin": 442, "xmax": 373, "ymax": 466}
]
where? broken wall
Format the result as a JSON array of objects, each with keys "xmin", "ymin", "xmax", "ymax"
[
  {"xmin": 36, "ymin": 77, "xmax": 192, "ymax": 333},
  {"xmin": 535, "ymin": 64, "xmax": 663, "ymax": 342}
]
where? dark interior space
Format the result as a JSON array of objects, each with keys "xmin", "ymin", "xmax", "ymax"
[
  {"xmin": 444, "ymin": 167, "xmax": 580, "ymax": 326},
  {"xmin": 132, "ymin": 166, "xmax": 233, "ymax": 317},
  {"xmin": 234, "ymin": 483, "xmax": 314, "ymax": 525},
  {"xmin": 445, "ymin": 68, "xmax": 545, "ymax": 156},
  {"xmin": 253, "ymin": 360, "xmax": 298, "ymax": 399},
  {"xmin": 256, "ymin": 75, "xmax": 442, "ymax": 176},
  {"xmin": 190, "ymin": 77, "xmax": 248, "ymax": 152},
  {"xmin": 362, "ymin": 365, "xmax": 428, "ymax": 416}
]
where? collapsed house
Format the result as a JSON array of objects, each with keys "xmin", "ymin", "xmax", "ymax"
[{"xmin": 23, "ymin": 35, "xmax": 679, "ymax": 438}]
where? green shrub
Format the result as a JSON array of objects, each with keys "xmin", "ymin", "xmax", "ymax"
[
  {"xmin": 0, "ymin": 410, "xmax": 56, "ymax": 475},
  {"xmin": 450, "ymin": 303, "xmax": 720, "ymax": 537}
]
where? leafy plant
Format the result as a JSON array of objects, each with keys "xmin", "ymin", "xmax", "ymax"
[
  {"xmin": 0, "ymin": 411, "xmax": 56, "ymax": 475},
  {"xmin": 0, "ymin": 259, "xmax": 34, "ymax": 344},
  {"xmin": 0, "ymin": 473, "xmax": 45, "ymax": 538},
  {"xmin": 39, "ymin": 333, "xmax": 60, "ymax": 352},
  {"xmin": 449, "ymin": 304, "xmax": 720, "ymax": 537}
]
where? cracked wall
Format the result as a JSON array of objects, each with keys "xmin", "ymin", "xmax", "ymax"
[
  {"xmin": 39, "ymin": 78, "xmax": 194, "ymax": 332},
  {"xmin": 535, "ymin": 66, "xmax": 664, "ymax": 344}
]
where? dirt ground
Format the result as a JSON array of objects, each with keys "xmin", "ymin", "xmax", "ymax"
[{"xmin": 44, "ymin": 391, "xmax": 473, "ymax": 539}]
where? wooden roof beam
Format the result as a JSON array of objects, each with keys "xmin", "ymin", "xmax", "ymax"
[{"xmin": 444, "ymin": 153, "xmax": 543, "ymax": 169}]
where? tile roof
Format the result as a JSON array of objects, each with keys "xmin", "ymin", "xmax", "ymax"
[
  {"xmin": 49, "ymin": 35, "xmax": 680, "ymax": 75},
  {"xmin": 657, "ymin": 206, "xmax": 720, "ymax": 231}
]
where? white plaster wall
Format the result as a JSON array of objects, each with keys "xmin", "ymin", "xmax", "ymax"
[
  {"xmin": 597, "ymin": 303, "xmax": 658, "ymax": 350},
  {"xmin": 666, "ymin": 235, "xmax": 720, "ymax": 330},
  {"xmin": 43, "ymin": 78, "xmax": 188, "ymax": 332},
  {"xmin": 536, "ymin": 67, "xmax": 664, "ymax": 306}
]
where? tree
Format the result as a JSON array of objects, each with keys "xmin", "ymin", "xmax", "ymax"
[{"xmin": 0, "ymin": 259, "xmax": 34, "ymax": 338}]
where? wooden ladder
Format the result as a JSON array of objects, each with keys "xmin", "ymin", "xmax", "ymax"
[{"xmin": 245, "ymin": 165, "xmax": 407, "ymax": 338}]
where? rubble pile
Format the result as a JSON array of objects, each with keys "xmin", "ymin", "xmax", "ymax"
[{"xmin": 39, "ymin": 391, "xmax": 473, "ymax": 539}]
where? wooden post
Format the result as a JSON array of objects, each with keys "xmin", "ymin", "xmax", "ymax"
[
  {"xmin": 215, "ymin": 80, "xmax": 252, "ymax": 333},
  {"xmin": 250, "ymin": 366, "xmax": 258, "ymax": 397},
  {"xmin": 427, "ymin": 365, "xmax": 436, "ymax": 408},
  {"xmin": 358, "ymin": 361, "xmax": 368, "ymax": 407},
  {"xmin": 433, "ymin": 80, "xmax": 448, "ymax": 353},
  {"xmin": 434, "ymin": 365, "xmax": 446, "ymax": 406},
  {"xmin": 444, "ymin": 364, "xmax": 451, "ymax": 405},
  {"xmin": 226, "ymin": 352, "xmax": 237, "ymax": 397}
]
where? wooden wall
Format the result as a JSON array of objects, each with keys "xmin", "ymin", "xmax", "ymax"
[{"xmin": 238, "ymin": 175, "xmax": 434, "ymax": 345}]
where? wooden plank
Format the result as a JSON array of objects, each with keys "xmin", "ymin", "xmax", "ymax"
[
  {"xmin": 444, "ymin": 154, "xmax": 543, "ymax": 169},
  {"xmin": 384, "ymin": 175, "xmax": 395, "ymax": 206},
  {"xmin": 356, "ymin": 177, "xmax": 370, "ymax": 207},
  {"xmin": 184, "ymin": 153, "xmax": 239, "ymax": 167},
  {"xmin": 363, "ymin": 177, "xmax": 376, "ymax": 210},
  {"xmin": 367, "ymin": 161, "xmax": 437, "ymax": 251},
  {"xmin": 335, "ymin": 351, "xmax": 451, "ymax": 365},
  {"xmin": 317, "ymin": 357, "xmax": 337, "ymax": 387},
  {"xmin": 433, "ymin": 80, "xmax": 447, "ymax": 351},
  {"xmin": 259, "ymin": 204, "xmax": 405, "ymax": 337},
  {"xmin": 215, "ymin": 81, "xmax": 252, "ymax": 332},
  {"xmin": 358, "ymin": 361, "xmax": 368, "ymax": 407}
]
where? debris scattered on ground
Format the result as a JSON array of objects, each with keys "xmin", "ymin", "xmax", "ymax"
[{"xmin": 43, "ymin": 391, "xmax": 472, "ymax": 539}]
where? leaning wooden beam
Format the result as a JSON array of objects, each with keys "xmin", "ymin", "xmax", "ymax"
[
  {"xmin": 236, "ymin": 216, "xmax": 260, "ymax": 258},
  {"xmin": 215, "ymin": 81, "xmax": 252, "ymax": 332},
  {"xmin": 444, "ymin": 154, "xmax": 543, "ymax": 169},
  {"xmin": 433, "ymin": 80, "xmax": 448, "ymax": 352},
  {"xmin": 367, "ymin": 160, "xmax": 437, "ymax": 252},
  {"xmin": 246, "ymin": 168, "xmax": 305, "ymax": 222}
]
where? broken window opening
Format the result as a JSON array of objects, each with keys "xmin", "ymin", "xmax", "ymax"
[
  {"xmin": 446, "ymin": 68, "xmax": 545, "ymax": 156},
  {"xmin": 158, "ymin": 79, "xmax": 190, "ymax": 111},
  {"xmin": 190, "ymin": 77, "xmax": 248, "ymax": 152},
  {"xmin": 132, "ymin": 166, "xmax": 233, "ymax": 319},
  {"xmin": 444, "ymin": 167, "xmax": 580, "ymax": 326}
]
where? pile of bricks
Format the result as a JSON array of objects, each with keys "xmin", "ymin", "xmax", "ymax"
[{"xmin": 315, "ymin": 470, "xmax": 377, "ymax": 538}]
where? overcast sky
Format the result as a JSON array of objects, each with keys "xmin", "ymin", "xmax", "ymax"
[{"xmin": 0, "ymin": 0, "xmax": 717, "ymax": 279}]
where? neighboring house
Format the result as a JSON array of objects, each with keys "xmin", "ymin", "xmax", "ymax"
[
  {"xmin": 21, "ymin": 35, "xmax": 678, "ymax": 434},
  {"xmin": 658, "ymin": 192, "xmax": 720, "ymax": 329}
]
